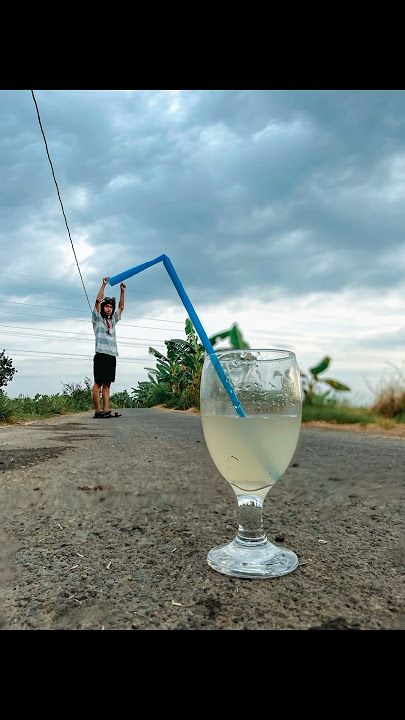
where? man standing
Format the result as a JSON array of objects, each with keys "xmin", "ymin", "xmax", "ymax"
[{"xmin": 92, "ymin": 276, "xmax": 126, "ymax": 418}]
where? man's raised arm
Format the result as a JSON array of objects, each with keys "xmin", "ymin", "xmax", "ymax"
[{"xmin": 95, "ymin": 277, "xmax": 109, "ymax": 311}]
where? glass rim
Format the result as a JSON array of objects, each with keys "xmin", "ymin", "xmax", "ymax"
[{"xmin": 205, "ymin": 348, "xmax": 296, "ymax": 360}]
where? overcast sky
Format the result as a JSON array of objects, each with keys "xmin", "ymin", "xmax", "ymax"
[{"xmin": 1, "ymin": 89, "xmax": 405, "ymax": 405}]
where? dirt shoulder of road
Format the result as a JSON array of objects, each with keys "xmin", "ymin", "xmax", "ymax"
[
  {"xmin": 2, "ymin": 406, "xmax": 405, "ymax": 440},
  {"xmin": 302, "ymin": 420, "xmax": 405, "ymax": 438}
]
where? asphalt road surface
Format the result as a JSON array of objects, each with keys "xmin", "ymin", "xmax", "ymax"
[{"xmin": 0, "ymin": 408, "xmax": 403, "ymax": 630}]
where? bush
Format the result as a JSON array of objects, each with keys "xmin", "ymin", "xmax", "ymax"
[
  {"xmin": 370, "ymin": 363, "xmax": 405, "ymax": 419},
  {"xmin": 61, "ymin": 379, "xmax": 92, "ymax": 411},
  {"xmin": 110, "ymin": 390, "xmax": 137, "ymax": 408},
  {"xmin": 0, "ymin": 378, "xmax": 95, "ymax": 425},
  {"xmin": 370, "ymin": 386, "xmax": 405, "ymax": 419},
  {"xmin": 131, "ymin": 383, "xmax": 172, "ymax": 408},
  {"xmin": 167, "ymin": 384, "xmax": 200, "ymax": 411},
  {"xmin": 32, "ymin": 393, "xmax": 71, "ymax": 416},
  {"xmin": 0, "ymin": 390, "xmax": 14, "ymax": 423}
]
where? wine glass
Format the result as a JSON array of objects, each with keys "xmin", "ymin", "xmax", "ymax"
[{"xmin": 200, "ymin": 348, "xmax": 302, "ymax": 578}]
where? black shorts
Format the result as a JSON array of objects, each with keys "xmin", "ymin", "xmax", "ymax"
[{"xmin": 93, "ymin": 353, "xmax": 117, "ymax": 386}]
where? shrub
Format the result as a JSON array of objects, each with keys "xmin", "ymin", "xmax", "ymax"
[
  {"xmin": 131, "ymin": 382, "xmax": 172, "ymax": 408},
  {"xmin": 370, "ymin": 363, "xmax": 405, "ymax": 419},
  {"xmin": 109, "ymin": 390, "xmax": 137, "ymax": 408},
  {"xmin": 175, "ymin": 384, "xmax": 201, "ymax": 411},
  {"xmin": 61, "ymin": 379, "xmax": 92, "ymax": 411},
  {"xmin": 0, "ymin": 390, "xmax": 14, "ymax": 423},
  {"xmin": 370, "ymin": 386, "xmax": 405, "ymax": 419}
]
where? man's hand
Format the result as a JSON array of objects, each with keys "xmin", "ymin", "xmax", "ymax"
[
  {"xmin": 118, "ymin": 282, "xmax": 126, "ymax": 317},
  {"xmin": 95, "ymin": 277, "xmax": 110, "ymax": 309}
]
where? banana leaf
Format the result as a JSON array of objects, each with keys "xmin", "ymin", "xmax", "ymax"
[
  {"xmin": 323, "ymin": 379, "xmax": 351, "ymax": 392},
  {"xmin": 229, "ymin": 324, "xmax": 250, "ymax": 349},
  {"xmin": 148, "ymin": 347, "xmax": 167, "ymax": 361},
  {"xmin": 185, "ymin": 318, "xmax": 194, "ymax": 336},
  {"xmin": 309, "ymin": 356, "xmax": 331, "ymax": 378},
  {"xmin": 209, "ymin": 323, "xmax": 250, "ymax": 349}
]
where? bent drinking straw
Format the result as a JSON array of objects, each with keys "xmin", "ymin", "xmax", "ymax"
[{"xmin": 108, "ymin": 254, "xmax": 246, "ymax": 417}]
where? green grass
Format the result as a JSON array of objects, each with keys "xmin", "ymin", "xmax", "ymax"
[
  {"xmin": 1, "ymin": 381, "xmax": 405, "ymax": 428},
  {"xmin": 0, "ymin": 380, "xmax": 135, "ymax": 426},
  {"xmin": 302, "ymin": 403, "xmax": 382, "ymax": 425}
]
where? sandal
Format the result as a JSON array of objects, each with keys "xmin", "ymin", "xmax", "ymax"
[
  {"xmin": 103, "ymin": 410, "xmax": 122, "ymax": 418},
  {"xmin": 93, "ymin": 411, "xmax": 105, "ymax": 418}
]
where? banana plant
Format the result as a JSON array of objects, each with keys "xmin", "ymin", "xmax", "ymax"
[
  {"xmin": 209, "ymin": 323, "xmax": 250, "ymax": 350},
  {"xmin": 146, "ymin": 347, "xmax": 185, "ymax": 395},
  {"xmin": 131, "ymin": 378, "xmax": 160, "ymax": 406},
  {"xmin": 165, "ymin": 318, "xmax": 206, "ymax": 386},
  {"xmin": 134, "ymin": 319, "xmax": 251, "ymax": 407},
  {"xmin": 152, "ymin": 319, "xmax": 251, "ymax": 391},
  {"xmin": 301, "ymin": 356, "xmax": 350, "ymax": 405}
]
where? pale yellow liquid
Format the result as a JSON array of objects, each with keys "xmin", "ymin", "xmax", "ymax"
[{"xmin": 201, "ymin": 414, "xmax": 301, "ymax": 498}]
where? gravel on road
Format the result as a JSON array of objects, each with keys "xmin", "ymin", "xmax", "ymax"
[{"xmin": 0, "ymin": 408, "xmax": 403, "ymax": 631}]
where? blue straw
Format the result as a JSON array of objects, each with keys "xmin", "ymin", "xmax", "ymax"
[{"xmin": 108, "ymin": 255, "xmax": 246, "ymax": 417}]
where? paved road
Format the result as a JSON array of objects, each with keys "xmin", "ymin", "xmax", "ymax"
[{"xmin": 0, "ymin": 409, "xmax": 403, "ymax": 630}]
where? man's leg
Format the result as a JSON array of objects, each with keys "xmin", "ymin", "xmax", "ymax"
[
  {"xmin": 102, "ymin": 383, "xmax": 111, "ymax": 413},
  {"xmin": 92, "ymin": 383, "xmax": 102, "ymax": 412}
]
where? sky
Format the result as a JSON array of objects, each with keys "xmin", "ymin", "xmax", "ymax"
[{"xmin": 1, "ymin": 89, "xmax": 405, "ymax": 406}]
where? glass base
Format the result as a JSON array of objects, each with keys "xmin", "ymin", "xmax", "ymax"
[{"xmin": 207, "ymin": 537, "xmax": 298, "ymax": 579}]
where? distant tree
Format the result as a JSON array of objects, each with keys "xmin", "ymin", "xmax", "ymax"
[{"xmin": 0, "ymin": 350, "xmax": 17, "ymax": 390}]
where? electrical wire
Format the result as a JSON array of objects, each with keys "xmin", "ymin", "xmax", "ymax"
[
  {"xmin": 2, "ymin": 347, "xmax": 150, "ymax": 364},
  {"xmin": 0, "ymin": 275, "xmax": 187, "ymax": 310},
  {"xmin": 0, "ymin": 324, "xmax": 167, "ymax": 343},
  {"xmin": 0, "ymin": 299, "xmax": 183, "ymax": 326},
  {"xmin": 0, "ymin": 92, "xmax": 203, "ymax": 396},
  {"xmin": 30, "ymin": 90, "xmax": 92, "ymax": 312}
]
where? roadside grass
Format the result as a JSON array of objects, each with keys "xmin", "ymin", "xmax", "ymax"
[
  {"xmin": 1, "ymin": 369, "xmax": 405, "ymax": 428},
  {"xmin": 0, "ymin": 380, "xmax": 130, "ymax": 426},
  {"xmin": 301, "ymin": 402, "xmax": 400, "ymax": 428},
  {"xmin": 2, "ymin": 396, "xmax": 397, "ymax": 428},
  {"xmin": 301, "ymin": 362, "xmax": 405, "ymax": 427},
  {"xmin": 368, "ymin": 362, "xmax": 405, "ymax": 424}
]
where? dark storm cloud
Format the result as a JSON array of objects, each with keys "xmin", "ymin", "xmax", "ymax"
[{"xmin": 1, "ymin": 89, "xmax": 405, "ymax": 311}]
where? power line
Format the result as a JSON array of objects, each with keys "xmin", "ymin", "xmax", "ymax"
[
  {"xmin": 30, "ymin": 90, "xmax": 92, "ymax": 312},
  {"xmin": 0, "ymin": 324, "xmax": 167, "ymax": 343},
  {"xmin": 0, "ymin": 275, "xmax": 182, "ymax": 306},
  {"xmin": 0, "ymin": 320, "xmax": 271, "ymax": 349},
  {"xmin": 0, "ymin": 281, "xmax": 80, "ymax": 297},
  {"xmin": 0, "ymin": 271, "xmax": 80, "ymax": 285},
  {"xmin": 0, "ymin": 299, "xmax": 184, "ymax": 325},
  {"xmin": 3, "ymin": 347, "xmax": 150, "ymax": 364},
  {"xmin": 0, "ymin": 271, "xmax": 157, "ymax": 296},
  {"xmin": 0, "ymin": 332, "xmax": 166, "ymax": 351},
  {"xmin": 0, "ymin": 328, "xmax": 166, "ymax": 351},
  {"xmin": 0, "ymin": 312, "xmax": 185, "ymax": 337},
  {"xmin": 8, "ymin": 93, "xmax": 189, "ymax": 385}
]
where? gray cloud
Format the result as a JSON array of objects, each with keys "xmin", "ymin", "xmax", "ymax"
[
  {"xmin": 2, "ymin": 89, "xmax": 405, "ymax": 304},
  {"xmin": 1, "ymin": 90, "xmax": 405, "ymax": 398}
]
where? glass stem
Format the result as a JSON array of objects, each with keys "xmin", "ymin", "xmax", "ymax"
[{"xmin": 236, "ymin": 494, "xmax": 267, "ymax": 544}]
